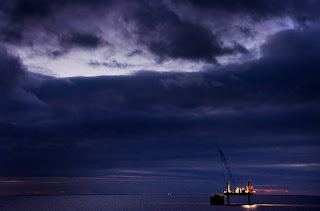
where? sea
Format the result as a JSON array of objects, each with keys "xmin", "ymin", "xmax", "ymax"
[{"xmin": 0, "ymin": 194, "xmax": 319, "ymax": 210}]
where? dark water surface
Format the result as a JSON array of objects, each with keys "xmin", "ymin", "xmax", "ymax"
[{"xmin": 0, "ymin": 195, "xmax": 319, "ymax": 211}]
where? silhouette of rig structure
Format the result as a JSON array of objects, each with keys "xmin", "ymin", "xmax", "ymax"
[{"xmin": 210, "ymin": 150, "xmax": 255, "ymax": 205}]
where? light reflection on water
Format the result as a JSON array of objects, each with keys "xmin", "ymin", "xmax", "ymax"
[
  {"xmin": 242, "ymin": 204, "xmax": 258, "ymax": 209},
  {"xmin": 241, "ymin": 203, "xmax": 320, "ymax": 210}
]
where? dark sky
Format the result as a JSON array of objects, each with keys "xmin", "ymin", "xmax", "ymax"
[{"xmin": 0, "ymin": 0, "xmax": 319, "ymax": 196}]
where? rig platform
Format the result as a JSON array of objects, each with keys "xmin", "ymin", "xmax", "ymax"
[
  {"xmin": 211, "ymin": 180, "xmax": 255, "ymax": 205},
  {"xmin": 223, "ymin": 180, "xmax": 255, "ymax": 205},
  {"xmin": 210, "ymin": 150, "xmax": 256, "ymax": 206}
]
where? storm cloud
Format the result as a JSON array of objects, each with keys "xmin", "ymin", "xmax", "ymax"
[
  {"xmin": 1, "ymin": 26, "xmax": 320, "ymax": 194},
  {"xmin": 0, "ymin": 0, "xmax": 319, "ymax": 196},
  {"xmin": 0, "ymin": 47, "xmax": 25, "ymax": 95},
  {"xmin": 130, "ymin": 4, "xmax": 247, "ymax": 63},
  {"xmin": 0, "ymin": 0, "xmax": 319, "ymax": 71}
]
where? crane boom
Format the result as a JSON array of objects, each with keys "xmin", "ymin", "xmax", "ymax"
[{"xmin": 218, "ymin": 149, "xmax": 236, "ymax": 188}]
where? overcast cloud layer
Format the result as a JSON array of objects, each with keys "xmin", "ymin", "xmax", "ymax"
[
  {"xmin": 0, "ymin": 0, "xmax": 320, "ymax": 195},
  {"xmin": 0, "ymin": 0, "xmax": 319, "ymax": 76}
]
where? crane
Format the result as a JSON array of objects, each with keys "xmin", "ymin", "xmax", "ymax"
[
  {"xmin": 218, "ymin": 149, "xmax": 237, "ymax": 189},
  {"xmin": 216, "ymin": 149, "xmax": 255, "ymax": 206}
]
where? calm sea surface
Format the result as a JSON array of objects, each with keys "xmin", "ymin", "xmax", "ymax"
[{"xmin": 0, "ymin": 195, "xmax": 319, "ymax": 211}]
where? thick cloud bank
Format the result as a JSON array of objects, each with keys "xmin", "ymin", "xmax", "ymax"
[{"xmin": 0, "ymin": 25, "xmax": 319, "ymax": 195}]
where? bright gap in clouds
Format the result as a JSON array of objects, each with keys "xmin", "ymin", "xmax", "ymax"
[{"xmin": 6, "ymin": 15, "xmax": 296, "ymax": 78}]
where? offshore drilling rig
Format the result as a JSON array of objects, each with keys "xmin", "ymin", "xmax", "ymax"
[{"xmin": 210, "ymin": 149, "xmax": 255, "ymax": 205}]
